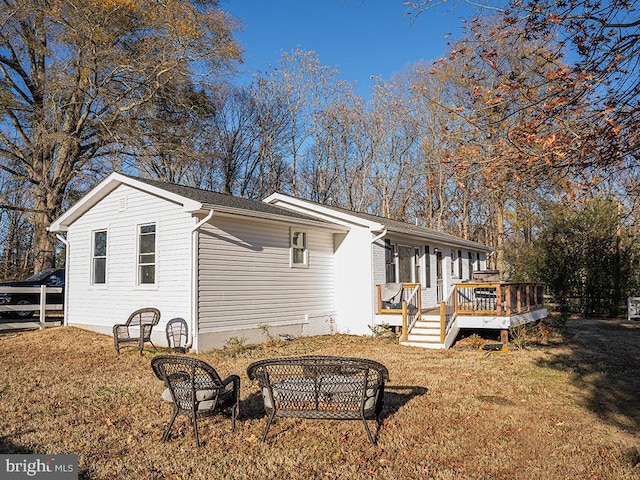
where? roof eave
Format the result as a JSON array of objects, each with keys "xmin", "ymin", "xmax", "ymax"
[
  {"xmin": 210, "ymin": 204, "xmax": 349, "ymax": 231},
  {"xmin": 264, "ymin": 193, "xmax": 384, "ymax": 231},
  {"xmin": 48, "ymin": 172, "xmax": 203, "ymax": 232}
]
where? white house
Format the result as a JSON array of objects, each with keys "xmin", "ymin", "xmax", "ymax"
[
  {"xmin": 263, "ymin": 193, "xmax": 493, "ymax": 331},
  {"xmin": 49, "ymin": 173, "xmax": 541, "ymax": 353}
]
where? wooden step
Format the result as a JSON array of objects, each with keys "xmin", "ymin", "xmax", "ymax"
[
  {"xmin": 400, "ymin": 339, "xmax": 446, "ymax": 349},
  {"xmin": 400, "ymin": 315, "xmax": 445, "ymax": 348}
]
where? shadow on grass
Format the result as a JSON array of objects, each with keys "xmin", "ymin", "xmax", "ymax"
[
  {"xmin": 536, "ymin": 317, "xmax": 640, "ymax": 434},
  {"xmin": 0, "ymin": 435, "xmax": 92, "ymax": 479},
  {"xmin": 0, "ymin": 433, "xmax": 34, "ymax": 454},
  {"xmin": 382, "ymin": 385, "xmax": 428, "ymax": 418},
  {"xmin": 239, "ymin": 385, "xmax": 428, "ymax": 421}
]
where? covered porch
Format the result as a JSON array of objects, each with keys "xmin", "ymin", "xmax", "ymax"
[{"xmin": 375, "ymin": 282, "xmax": 548, "ymax": 349}]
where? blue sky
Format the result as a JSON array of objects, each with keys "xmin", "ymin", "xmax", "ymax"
[{"xmin": 223, "ymin": 0, "xmax": 482, "ymax": 98}]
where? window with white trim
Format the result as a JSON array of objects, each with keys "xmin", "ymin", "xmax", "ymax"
[
  {"xmin": 138, "ymin": 223, "xmax": 156, "ymax": 284},
  {"xmin": 92, "ymin": 230, "xmax": 107, "ymax": 285},
  {"xmin": 291, "ymin": 230, "xmax": 308, "ymax": 267}
]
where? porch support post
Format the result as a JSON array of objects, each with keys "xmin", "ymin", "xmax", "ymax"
[
  {"xmin": 500, "ymin": 329, "xmax": 509, "ymax": 344},
  {"xmin": 439, "ymin": 301, "xmax": 446, "ymax": 343},
  {"xmin": 401, "ymin": 301, "xmax": 408, "ymax": 342}
]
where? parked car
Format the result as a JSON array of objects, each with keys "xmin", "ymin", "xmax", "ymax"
[{"xmin": 0, "ymin": 268, "xmax": 65, "ymax": 318}]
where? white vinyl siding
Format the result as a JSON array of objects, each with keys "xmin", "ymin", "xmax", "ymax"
[
  {"xmin": 65, "ymin": 184, "xmax": 193, "ymax": 335},
  {"xmin": 197, "ymin": 216, "xmax": 335, "ymax": 333}
]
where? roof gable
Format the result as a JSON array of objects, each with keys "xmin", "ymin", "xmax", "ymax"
[{"xmin": 49, "ymin": 173, "xmax": 345, "ymax": 232}]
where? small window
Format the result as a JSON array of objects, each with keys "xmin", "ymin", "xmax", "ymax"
[
  {"xmin": 291, "ymin": 230, "xmax": 307, "ymax": 267},
  {"xmin": 385, "ymin": 239, "xmax": 396, "ymax": 283},
  {"xmin": 424, "ymin": 245, "xmax": 431, "ymax": 288},
  {"xmin": 451, "ymin": 250, "xmax": 456, "ymax": 276},
  {"xmin": 468, "ymin": 252, "xmax": 474, "ymax": 279},
  {"xmin": 458, "ymin": 250, "xmax": 463, "ymax": 279},
  {"xmin": 92, "ymin": 230, "xmax": 107, "ymax": 284},
  {"xmin": 138, "ymin": 224, "xmax": 156, "ymax": 284}
]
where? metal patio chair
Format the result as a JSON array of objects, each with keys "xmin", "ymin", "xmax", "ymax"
[
  {"xmin": 165, "ymin": 317, "xmax": 189, "ymax": 353},
  {"xmin": 151, "ymin": 355, "xmax": 240, "ymax": 447},
  {"xmin": 113, "ymin": 307, "xmax": 161, "ymax": 355}
]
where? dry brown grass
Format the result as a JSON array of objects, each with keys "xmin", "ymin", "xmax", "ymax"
[{"xmin": 1, "ymin": 318, "xmax": 639, "ymax": 479}]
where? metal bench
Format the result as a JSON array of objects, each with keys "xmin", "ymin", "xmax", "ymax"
[{"xmin": 246, "ymin": 355, "xmax": 389, "ymax": 445}]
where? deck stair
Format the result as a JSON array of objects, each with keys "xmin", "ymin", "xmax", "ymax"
[{"xmin": 400, "ymin": 311, "xmax": 446, "ymax": 349}]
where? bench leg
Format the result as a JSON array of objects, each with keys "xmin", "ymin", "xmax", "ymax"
[
  {"xmin": 361, "ymin": 416, "xmax": 378, "ymax": 446},
  {"xmin": 260, "ymin": 410, "xmax": 276, "ymax": 442}
]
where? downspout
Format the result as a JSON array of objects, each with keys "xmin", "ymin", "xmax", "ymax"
[
  {"xmin": 55, "ymin": 234, "xmax": 70, "ymax": 327},
  {"xmin": 190, "ymin": 209, "xmax": 214, "ymax": 352},
  {"xmin": 369, "ymin": 228, "xmax": 387, "ymax": 333}
]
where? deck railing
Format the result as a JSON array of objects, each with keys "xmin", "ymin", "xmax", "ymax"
[
  {"xmin": 455, "ymin": 282, "xmax": 544, "ymax": 316},
  {"xmin": 375, "ymin": 283, "xmax": 422, "ymax": 341},
  {"xmin": 376, "ymin": 282, "xmax": 545, "ymax": 344},
  {"xmin": 376, "ymin": 283, "xmax": 422, "ymax": 315}
]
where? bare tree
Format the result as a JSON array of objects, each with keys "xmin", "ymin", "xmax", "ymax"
[{"xmin": 0, "ymin": 0, "xmax": 240, "ymax": 272}]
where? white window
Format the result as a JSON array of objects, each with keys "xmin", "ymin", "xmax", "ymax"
[
  {"xmin": 291, "ymin": 230, "xmax": 308, "ymax": 267},
  {"xmin": 92, "ymin": 230, "xmax": 107, "ymax": 285},
  {"xmin": 138, "ymin": 224, "xmax": 156, "ymax": 284},
  {"xmin": 451, "ymin": 249, "xmax": 457, "ymax": 276}
]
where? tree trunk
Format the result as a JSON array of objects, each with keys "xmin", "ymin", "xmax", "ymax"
[
  {"xmin": 32, "ymin": 179, "xmax": 66, "ymax": 273},
  {"xmin": 32, "ymin": 209, "xmax": 55, "ymax": 273}
]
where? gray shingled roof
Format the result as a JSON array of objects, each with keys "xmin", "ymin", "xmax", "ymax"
[
  {"xmin": 271, "ymin": 193, "xmax": 492, "ymax": 252},
  {"xmin": 132, "ymin": 176, "xmax": 490, "ymax": 251},
  {"xmin": 354, "ymin": 210, "xmax": 492, "ymax": 251},
  {"xmin": 130, "ymin": 176, "xmax": 331, "ymax": 224}
]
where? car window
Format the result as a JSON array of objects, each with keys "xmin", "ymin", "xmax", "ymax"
[{"xmin": 24, "ymin": 269, "xmax": 61, "ymax": 282}]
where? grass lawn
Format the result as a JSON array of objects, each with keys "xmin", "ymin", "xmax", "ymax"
[{"xmin": 0, "ymin": 317, "xmax": 638, "ymax": 479}]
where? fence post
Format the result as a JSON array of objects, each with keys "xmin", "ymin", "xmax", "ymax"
[{"xmin": 39, "ymin": 285, "xmax": 46, "ymax": 329}]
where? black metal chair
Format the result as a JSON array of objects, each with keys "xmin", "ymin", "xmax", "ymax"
[
  {"xmin": 151, "ymin": 355, "xmax": 240, "ymax": 447},
  {"xmin": 113, "ymin": 307, "xmax": 161, "ymax": 355},
  {"xmin": 165, "ymin": 318, "xmax": 189, "ymax": 353}
]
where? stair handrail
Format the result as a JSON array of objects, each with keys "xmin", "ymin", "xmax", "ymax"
[
  {"xmin": 440, "ymin": 286, "xmax": 458, "ymax": 342},
  {"xmin": 400, "ymin": 284, "xmax": 422, "ymax": 341}
]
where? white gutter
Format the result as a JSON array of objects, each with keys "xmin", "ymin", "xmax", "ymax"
[
  {"xmin": 55, "ymin": 234, "xmax": 70, "ymax": 327},
  {"xmin": 190, "ymin": 209, "xmax": 214, "ymax": 352}
]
